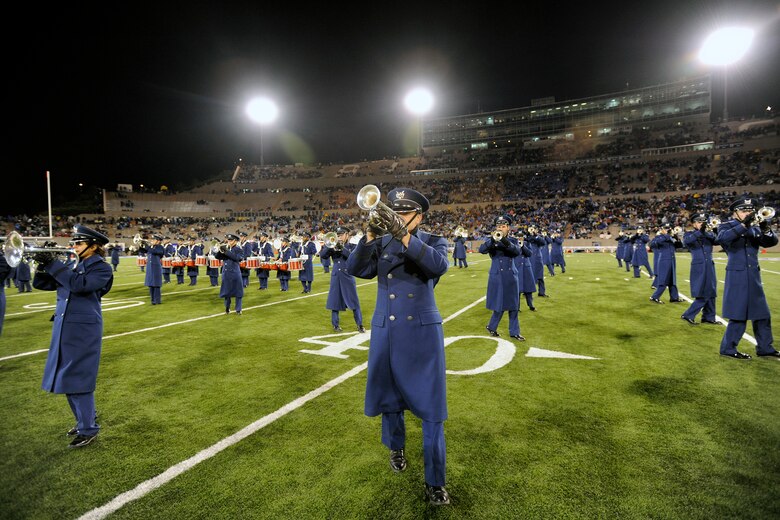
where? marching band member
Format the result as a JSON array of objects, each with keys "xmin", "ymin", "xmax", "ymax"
[
  {"xmin": 615, "ymin": 231, "xmax": 626, "ymax": 268},
  {"xmin": 140, "ymin": 234, "xmax": 164, "ymax": 305},
  {"xmin": 216, "ymin": 233, "xmax": 244, "ymax": 314},
  {"xmin": 527, "ymin": 226, "xmax": 549, "ymax": 297},
  {"xmin": 320, "ymin": 227, "xmax": 364, "ymax": 331},
  {"xmin": 346, "ymin": 187, "xmax": 451, "ymax": 506},
  {"xmin": 619, "ymin": 230, "xmax": 633, "ymax": 272},
  {"xmin": 480, "ymin": 215, "xmax": 524, "ymax": 340},
  {"xmin": 109, "ymin": 242, "xmax": 121, "ymax": 272},
  {"xmin": 681, "ymin": 213, "xmax": 719, "ymax": 325},
  {"xmin": 174, "ymin": 238, "xmax": 188, "ymax": 284},
  {"xmin": 513, "ymin": 230, "xmax": 537, "ymax": 311},
  {"xmin": 550, "ymin": 231, "xmax": 566, "ymax": 274},
  {"xmin": 162, "ymin": 236, "xmax": 174, "ymax": 283},
  {"xmin": 298, "ymin": 232, "xmax": 317, "ymax": 293},
  {"xmin": 319, "ymin": 246, "xmax": 331, "ymax": 273},
  {"xmin": 630, "ymin": 227, "xmax": 653, "ymax": 279},
  {"xmin": 207, "ymin": 238, "xmax": 220, "ymax": 287},
  {"xmin": 0, "ymin": 247, "xmax": 10, "ymax": 336},
  {"xmin": 239, "ymin": 231, "xmax": 252, "ymax": 288},
  {"xmin": 541, "ymin": 231, "xmax": 555, "ymax": 276},
  {"xmin": 188, "ymin": 238, "xmax": 203, "ymax": 285},
  {"xmin": 453, "ymin": 231, "xmax": 468, "ymax": 268},
  {"xmin": 32, "ymin": 225, "xmax": 113, "ymax": 448},
  {"xmin": 16, "ymin": 257, "xmax": 32, "ymax": 292},
  {"xmin": 717, "ymin": 197, "xmax": 778, "ymax": 359},
  {"xmin": 276, "ymin": 235, "xmax": 294, "ymax": 292},
  {"xmin": 255, "ymin": 233, "xmax": 274, "ymax": 290},
  {"xmin": 648, "ymin": 224, "xmax": 682, "ymax": 304}
]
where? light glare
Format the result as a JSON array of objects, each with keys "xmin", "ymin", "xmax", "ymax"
[
  {"xmin": 699, "ymin": 27, "xmax": 754, "ymax": 66},
  {"xmin": 404, "ymin": 88, "xmax": 434, "ymax": 115},
  {"xmin": 246, "ymin": 97, "xmax": 279, "ymax": 125}
]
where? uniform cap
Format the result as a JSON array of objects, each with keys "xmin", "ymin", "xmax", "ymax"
[
  {"xmin": 691, "ymin": 212, "xmax": 707, "ymax": 222},
  {"xmin": 387, "ymin": 187, "xmax": 429, "ymax": 213},
  {"xmin": 494, "ymin": 214, "xmax": 513, "ymax": 226},
  {"xmin": 336, "ymin": 226, "xmax": 351, "ymax": 235},
  {"xmin": 729, "ymin": 196, "xmax": 756, "ymax": 212},
  {"xmin": 70, "ymin": 225, "xmax": 109, "ymax": 245},
  {"xmin": 225, "ymin": 233, "xmax": 240, "ymax": 241}
]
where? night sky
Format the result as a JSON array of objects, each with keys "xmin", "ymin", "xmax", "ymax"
[{"xmin": 11, "ymin": 1, "xmax": 779, "ymax": 215}]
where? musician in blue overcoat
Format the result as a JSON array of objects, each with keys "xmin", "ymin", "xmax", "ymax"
[
  {"xmin": 513, "ymin": 234, "xmax": 537, "ymax": 311},
  {"xmin": 239, "ymin": 231, "xmax": 252, "ymax": 288},
  {"xmin": 16, "ymin": 258, "xmax": 32, "ymax": 292},
  {"xmin": 216, "ymin": 233, "xmax": 245, "ymax": 314},
  {"xmin": 32, "ymin": 225, "xmax": 113, "ymax": 448},
  {"xmin": 346, "ymin": 187, "xmax": 451, "ymax": 506},
  {"xmin": 298, "ymin": 233, "xmax": 317, "ymax": 293},
  {"xmin": 0, "ymin": 252, "xmax": 10, "ymax": 336},
  {"xmin": 254, "ymin": 233, "xmax": 274, "ymax": 290},
  {"xmin": 141, "ymin": 235, "xmax": 164, "ymax": 304},
  {"xmin": 188, "ymin": 239, "xmax": 203, "ymax": 285},
  {"xmin": 320, "ymin": 227, "xmax": 364, "ymax": 331},
  {"xmin": 550, "ymin": 232, "xmax": 566, "ymax": 273},
  {"xmin": 527, "ymin": 227, "xmax": 548, "ymax": 297},
  {"xmin": 276, "ymin": 236, "xmax": 294, "ymax": 291},
  {"xmin": 453, "ymin": 234, "xmax": 468, "ymax": 268},
  {"xmin": 109, "ymin": 243, "xmax": 121, "ymax": 271},
  {"xmin": 206, "ymin": 238, "xmax": 220, "ymax": 287},
  {"xmin": 480, "ymin": 215, "xmax": 524, "ymax": 339},
  {"xmin": 620, "ymin": 232, "xmax": 633, "ymax": 272},
  {"xmin": 631, "ymin": 228, "xmax": 653, "ymax": 278},
  {"xmin": 615, "ymin": 232, "xmax": 626, "ymax": 267},
  {"xmin": 542, "ymin": 232, "xmax": 554, "ymax": 276},
  {"xmin": 681, "ymin": 213, "xmax": 719, "ymax": 324},
  {"xmin": 648, "ymin": 225, "xmax": 681, "ymax": 303},
  {"xmin": 162, "ymin": 237, "xmax": 175, "ymax": 283},
  {"xmin": 717, "ymin": 197, "xmax": 779, "ymax": 359},
  {"xmin": 175, "ymin": 240, "xmax": 189, "ymax": 284}
]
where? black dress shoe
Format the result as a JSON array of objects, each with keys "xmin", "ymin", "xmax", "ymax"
[
  {"xmin": 67, "ymin": 426, "xmax": 78, "ymax": 436},
  {"xmin": 358, "ymin": 325, "xmax": 366, "ymax": 333},
  {"xmin": 486, "ymin": 326, "xmax": 500, "ymax": 337},
  {"xmin": 681, "ymin": 315, "xmax": 698, "ymax": 325},
  {"xmin": 225, "ymin": 309, "xmax": 230, "ymax": 315},
  {"xmin": 702, "ymin": 319, "xmax": 718, "ymax": 324},
  {"xmin": 334, "ymin": 326, "xmax": 343, "ymax": 332},
  {"xmin": 540, "ymin": 294, "xmax": 550, "ymax": 298},
  {"xmin": 649, "ymin": 297, "xmax": 664, "ymax": 304},
  {"xmin": 235, "ymin": 310, "xmax": 242, "ymax": 315},
  {"xmin": 669, "ymin": 298, "xmax": 683, "ymax": 303},
  {"xmin": 68, "ymin": 434, "xmax": 97, "ymax": 448},
  {"xmin": 389, "ymin": 448, "xmax": 407, "ymax": 472},
  {"xmin": 757, "ymin": 351, "xmax": 780, "ymax": 358},
  {"xmin": 425, "ymin": 484, "xmax": 451, "ymax": 506},
  {"xmin": 510, "ymin": 334, "xmax": 526, "ymax": 341},
  {"xmin": 529, "ymin": 307, "xmax": 536, "ymax": 312},
  {"xmin": 721, "ymin": 351, "xmax": 751, "ymax": 360}
]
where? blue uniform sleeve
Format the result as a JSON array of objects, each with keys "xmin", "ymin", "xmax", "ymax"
[
  {"xmin": 404, "ymin": 234, "xmax": 449, "ymax": 278},
  {"xmin": 346, "ymin": 238, "xmax": 379, "ymax": 279},
  {"xmin": 46, "ymin": 259, "xmax": 114, "ymax": 295}
]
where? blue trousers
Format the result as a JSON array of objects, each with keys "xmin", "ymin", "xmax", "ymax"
[
  {"xmin": 633, "ymin": 262, "xmax": 653, "ymax": 278},
  {"xmin": 488, "ymin": 310, "xmax": 520, "ymax": 336},
  {"xmin": 257, "ymin": 274, "xmax": 269, "ymax": 289},
  {"xmin": 149, "ymin": 286, "xmax": 161, "ymax": 304},
  {"xmin": 455, "ymin": 258, "xmax": 468, "ymax": 268},
  {"xmin": 682, "ymin": 297, "xmax": 716, "ymax": 322},
  {"xmin": 332, "ymin": 309, "xmax": 363, "ymax": 329},
  {"xmin": 720, "ymin": 318, "xmax": 775, "ymax": 355},
  {"xmin": 651, "ymin": 283, "xmax": 679, "ymax": 301},
  {"xmin": 521, "ymin": 292, "xmax": 534, "ymax": 309},
  {"xmin": 382, "ymin": 412, "xmax": 446, "ymax": 487},
  {"xmin": 225, "ymin": 297, "xmax": 243, "ymax": 312},
  {"xmin": 66, "ymin": 392, "xmax": 99, "ymax": 436},
  {"xmin": 537, "ymin": 279, "xmax": 546, "ymax": 296}
]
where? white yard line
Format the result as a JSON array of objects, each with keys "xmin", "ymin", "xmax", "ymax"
[{"xmin": 76, "ymin": 296, "xmax": 486, "ymax": 520}]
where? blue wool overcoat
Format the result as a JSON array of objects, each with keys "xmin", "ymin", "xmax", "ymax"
[
  {"xmin": 512, "ymin": 241, "xmax": 537, "ymax": 294},
  {"xmin": 649, "ymin": 234, "xmax": 677, "ymax": 286},
  {"xmin": 144, "ymin": 244, "xmax": 164, "ymax": 287},
  {"xmin": 320, "ymin": 243, "xmax": 361, "ymax": 310},
  {"xmin": 276, "ymin": 246, "xmax": 294, "ymax": 281},
  {"xmin": 298, "ymin": 241, "xmax": 318, "ymax": 282},
  {"xmin": 620, "ymin": 236, "xmax": 634, "ymax": 262},
  {"xmin": 683, "ymin": 229, "xmax": 718, "ymax": 298},
  {"xmin": 217, "ymin": 245, "xmax": 244, "ymax": 298},
  {"xmin": 453, "ymin": 236, "xmax": 468, "ymax": 260},
  {"xmin": 347, "ymin": 230, "xmax": 449, "ymax": 422},
  {"xmin": 527, "ymin": 235, "xmax": 545, "ymax": 279},
  {"xmin": 717, "ymin": 219, "xmax": 778, "ymax": 320},
  {"xmin": 630, "ymin": 233, "xmax": 651, "ymax": 266},
  {"xmin": 33, "ymin": 255, "xmax": 113, "ymax": 394},
  {"xmin": 479, "ymin": 236, "xmax": 521, "ymax": 311},
  {"xmin": 550, "ymin": 237, "xmax": 565, "ymax": 265}
]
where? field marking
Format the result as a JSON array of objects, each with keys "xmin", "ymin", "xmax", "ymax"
[
  {"xmin": 0, "ymin": 282, "xmax": 377, "ymax": 362},
  {"xmin": 77, "ymin": 296, "xmax": 486, "ymax": 520}
]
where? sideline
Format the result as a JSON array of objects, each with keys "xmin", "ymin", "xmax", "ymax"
[{"xmin": 76, "ymin": 296, "xmax": 485, "ymax": 520}]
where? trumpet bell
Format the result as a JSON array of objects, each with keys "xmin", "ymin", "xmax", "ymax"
[
  {"xmin": 357, "ymin": 184, "xmax": 381, "ymax": 211},
  {"xmin": 3, "ymin": 231, "xmax": 79, "ymax": 269},
  {"xmin": 492, "ymin": 230, "xmax": 504, "ymax": 241},
  {"xmin": 323, "ymin": 232, "xmax": 338, "ymax": 248},
  {"xmin": 2, "ymin": 231, "xmax": 25, "ymax": 267},
  {"xmin": 757, "ymin": 206, "xmax": 775, "ymax": 222}
]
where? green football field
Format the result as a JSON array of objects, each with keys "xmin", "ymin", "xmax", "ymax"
[{"xmin": 1, "ymin": 251, "xmax": 778, "ymax": 519}]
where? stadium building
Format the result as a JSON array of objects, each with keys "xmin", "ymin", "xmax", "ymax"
[{"xmin": 422, "ymin": 75, "xmax": 712, "ymax": 153}]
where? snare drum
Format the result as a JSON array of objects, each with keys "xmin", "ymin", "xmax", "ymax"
[
  {"xmin": 277, "ymin": 261, "xmax": 289, "ymax": 271},
  {"xmin": 136, "ymin": 256, "xmax": 147, "ymax": 267},
  {"xmin": 260, "ymin": 261, "xmax": 276, "ymax": 270},
  {"xmin": 185, "ymin": 258, "xmax": 196, "ymax": 267},
  {"xmin": 161, "ymin": 257, "xmax": 173, "ymax": 268},
  {"xmin": 245, "ymin": 256, "xmax": 261, "ymax": 269},
  {"xmin": 172, "ymin": 257, "xmax": 185, "ymax": 268},
  {"xmin": 288, "ymin": 258, "xmax": 303, "ymax": 270},
  {"xmin": 239, "ymin": 261, "xmax": 247, "ymax": 269},
  {"xmin": 209, "ymin": 257, "xmax": 224, "ymax": 268},
  {"xmin": 195, "ymin": 255, "xmax": 207, "ymax": 266}
]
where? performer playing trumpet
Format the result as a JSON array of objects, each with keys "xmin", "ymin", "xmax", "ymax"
[
  {"xmin": 648, "ymin": 224, "xmax": 682, "ymax": 304},
  {"xmin": 215, "ymin": 233, "xmax": 244, "ymax": 314},
  {"xmin": 680, "ymin": 213, "xmax": 719, "ymax": 324},
  {"xmin": 480, "ymin": 215, "xmax": 524, "ymax": 340}
]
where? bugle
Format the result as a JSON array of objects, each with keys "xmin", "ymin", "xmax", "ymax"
[
  {"xmin": 491, "ymin": 230, "xmax": 504, "ymax": 241},
  {"xmin": 2, "ymin": 231, "xmax": 79, "ymax": 269},
  {"xmin": 756, "ymin": 206, "xmax": 775, "ymax": 223},
  {"xmin": 323, "ymin": 232, "xmax": 339, "ymax": 248},
  {"xmin": 357, "ymin": 184, "xmax": 403, "ymax": 236}
]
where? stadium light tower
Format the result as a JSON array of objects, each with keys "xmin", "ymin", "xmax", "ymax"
[
  {"xmin": 404, "ymin": 88, "xmax": 434, "ymax": 156},
  {"xmin": 246, "ymin": 97, "xmax": 279, "ymax": 166},
  {"xmin": 698, "ymin": 27, "xmax": 754, "ymax": 123}
]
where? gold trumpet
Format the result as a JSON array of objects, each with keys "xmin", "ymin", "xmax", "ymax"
[
  {"xmin": 2, "ymin": 231, "xmax": 79, "ymax": 269},
  {"xmin": 756, "ymin": 206, "xmax": 775, "ymax": 223}
]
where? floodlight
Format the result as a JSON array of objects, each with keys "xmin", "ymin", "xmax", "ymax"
[
  {"xmin": 404, "ymin": 88, "xmax": 434, "ymax": 115},
  {"xmin": 698, "ymin": 27, "xmax": 754, "ymax": 66},
  {"xmin": 246, "ymin": 97, "xmax": 279, "ymax": 125}
]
